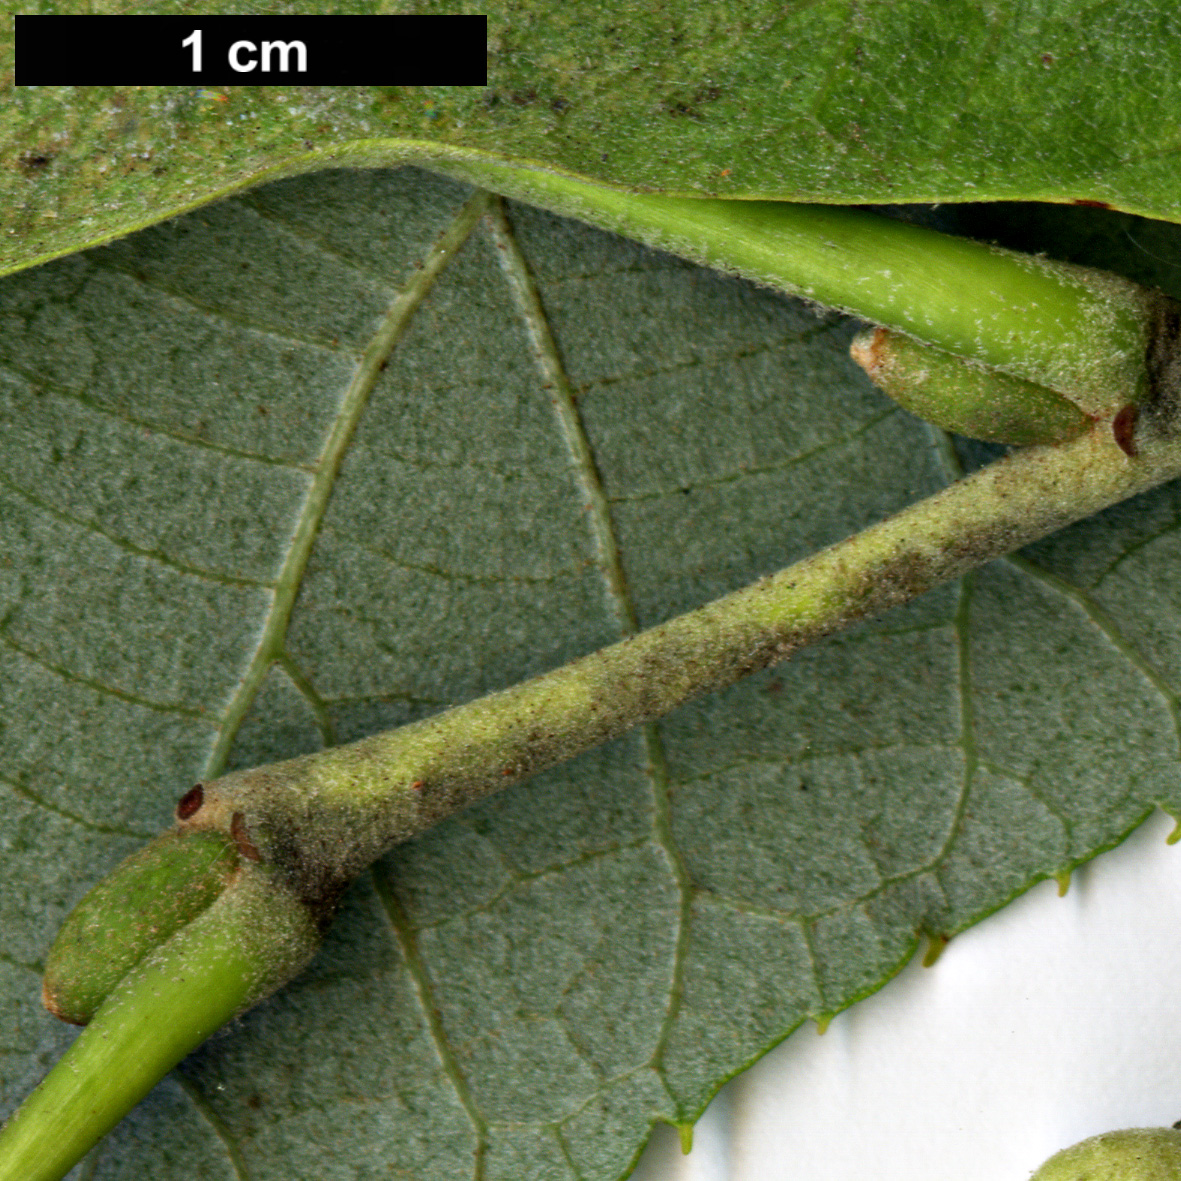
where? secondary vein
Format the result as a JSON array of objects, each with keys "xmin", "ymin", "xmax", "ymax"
[
  {"xmin": 203, "ymin": 188, "xmax": 494, "ymax": 779},
  {"xmin": 484, "ymin": 197, "xmax": 636, "ymax": 635},
  {"xmin": 486, "ymin": 198, "xmax": 695, "ymax": 1092},
  {"xmin": 173, "ymin": 1074, "xmax": 252, "ymax": 1181},
  {"xmin": 1006, "ymin": 552, "xmax": 1181, "ymax": 758},
  {"xmin": 371, "ymin": 879, "xmax": 489, "ymax": 1181}
]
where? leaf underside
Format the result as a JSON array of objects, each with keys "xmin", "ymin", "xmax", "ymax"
[
  {"xmin": 5, "ymin": 0, "xmax": 1181, "ymax": 278},
  {"xmin": 4, "ymin": 166, "xmax": 1181, "ymax": 1179}
]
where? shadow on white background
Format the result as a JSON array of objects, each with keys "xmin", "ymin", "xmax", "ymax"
[{"xmin": 632, "ymin": 808, "xmax": 1181, "ymax": 1181}]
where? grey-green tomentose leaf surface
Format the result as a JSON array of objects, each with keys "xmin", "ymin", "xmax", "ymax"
[{"xmin": 6, "ymin": 169, "xmax": 1181, "ymax": 1179}]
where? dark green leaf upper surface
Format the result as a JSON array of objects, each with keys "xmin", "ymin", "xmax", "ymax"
[
  {"xmin": 5, "ymin": 1, "xmax": 1181, "ymax": 278},
  {"xmin": 4, "ymin": 169, "xmax": 1181, "ymax": 1179}
]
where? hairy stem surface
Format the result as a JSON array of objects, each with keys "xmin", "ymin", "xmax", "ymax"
[
  {"xmin": 187, "ymin": 416, "xmax": 1181, "ymax": 899},
  {"xmin": 8, "ymin": 180, "xmax": 1181, "ymax": 1180}
]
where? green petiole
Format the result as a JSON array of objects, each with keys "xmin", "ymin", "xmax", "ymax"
[
  {"xmin": 0, "ymin": 864, "xmax": 320, "ymax": 1181},
  {"xmin": 435, "ymin": 163, "xmax": 1170, "ymax": 418}
]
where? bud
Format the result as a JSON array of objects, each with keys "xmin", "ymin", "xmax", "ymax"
[
  {"xmin": 851, "ymin": 326, "xmax": 1092, "ymax": 446},
  {"xmin": 42, "ymin": 830, "xmax": 238, "ymax": 1025},
  {"xmin": 2, "ymin": 865, "xmax": 321, "ymax": 1181}
]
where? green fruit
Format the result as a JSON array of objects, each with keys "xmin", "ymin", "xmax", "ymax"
[
  {"xmin": 42, "ymin": 829, "xmax": 238, "ymax": 1025},
  {"xmin": 1031, "ymin": 1128, "xmax": 1181, "ymax": 1179}
]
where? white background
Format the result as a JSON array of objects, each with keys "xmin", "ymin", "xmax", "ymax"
[{"xmin": 632, "ymin": 808, "xmax": 1181, "ymax": 1181}]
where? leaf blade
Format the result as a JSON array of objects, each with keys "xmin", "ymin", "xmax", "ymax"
[
  {"xmin": 6, "ymin": 169, "xmax": 1181, "ymax": 1179},
  {"xmin": 6, "ymin": 1, "xmax": 1181, "ymax": 276}
]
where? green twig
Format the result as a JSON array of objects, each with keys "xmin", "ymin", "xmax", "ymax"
[
  {"xmin": 185, "ymin": 417, "xmax": 1181, "ymax": 900},
  {"xmin": 12, "ymin": 417, "xmax": 1181, "ymax": 1181}
]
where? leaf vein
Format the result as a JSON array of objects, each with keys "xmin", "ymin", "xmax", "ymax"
[
  {"xmin": 483, "ymin": 198, "xmax": 696, "ymax": 1096},
  {"xmin": 409, "ymin": 838, "xmax": 648, "ymax": 934},
  {"xmin": 84, "ymin": 254, "xmax": 352, "ymax": 355},
  {"xmin": 0, "ymin": 626, "xmax": 214, "ymax": 721},
  {"xmin": 343, "ymin": 533, "xmax": 579, "ymax": 587},
  {"xmin": 202, "ymin": 188, "xmax": 493, "ymax": 779},
  {"xmin": 319, "ymin": 689, "xmax": 447, "ymax": 709},
  {"xmin": 0, "ymin": 365, "xmax": 314, "ymax": 472},
  {"xmin": 606, "ymin": 406, "xmax": 897, "ymax": 504},
  {"xmin": 976, "ymin": 757, "xmax": 1075, "ymax": 838},
  {"xmin": 371, "ymin": 874, "xmax": 488, "ymax": 1180},
  {"xmin": 0, "ymin": 952, "xmax": 43, "ymax": 977},
  {"xmin": 234, "ymin": 192, "xmax": 411, "ymax": 289},
  {"xmin": 173, "ymin": 1072, "xmax": 252, "ymax": 1181},
  {"xmin": 672, "ymin": 740, "xmax": 959, "ymax": 786},
  {"xmin": 1005, "ymin": 554, "xmax": 1181, "ymax": 757},
  {"xmin": 933, "ymin": 11, "xmax": 1009, "ymax": 166},
  {"xmin": 1090, "ymin": 514, "xmax": 1181, "ymax": 587},
  {"xmin": 570, "ymin": 326, "xmax": 839, "ymax": 398},
  {"xmin": 0, "ymin": 469, "xmax": 273, "ymax": 591},
  {"xmin": 551, "ymin": 1123, "xmax": 584, "ymax": 1181},
  {"xmin": 0, "ymin": 772, "xmax": 153, "ymax": 840},
  {"xmin": 807, "ymin": 0, "xmax": 861, "ymax": 123},
  {"xmin": 486, "ymin": 198, "xmax": 637, "ymax": 634},
  {"xmin": 275, "ymin": 653, "xmax": 337, "ymax": 748}
]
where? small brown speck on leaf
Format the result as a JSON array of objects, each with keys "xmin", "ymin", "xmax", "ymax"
[{"xmin": 18, "ymin": 150, "xmax": 53, "ymax": 174}]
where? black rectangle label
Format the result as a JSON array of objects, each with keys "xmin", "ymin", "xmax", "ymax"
[{"xmin": 15, "ymin": 15, "xmax": 487, "ymax": 86}]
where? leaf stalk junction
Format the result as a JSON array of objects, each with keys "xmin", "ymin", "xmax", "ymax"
[{"xmin": 3, "ymin": 180, "xmax": 1180, "ymax": 1181}]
